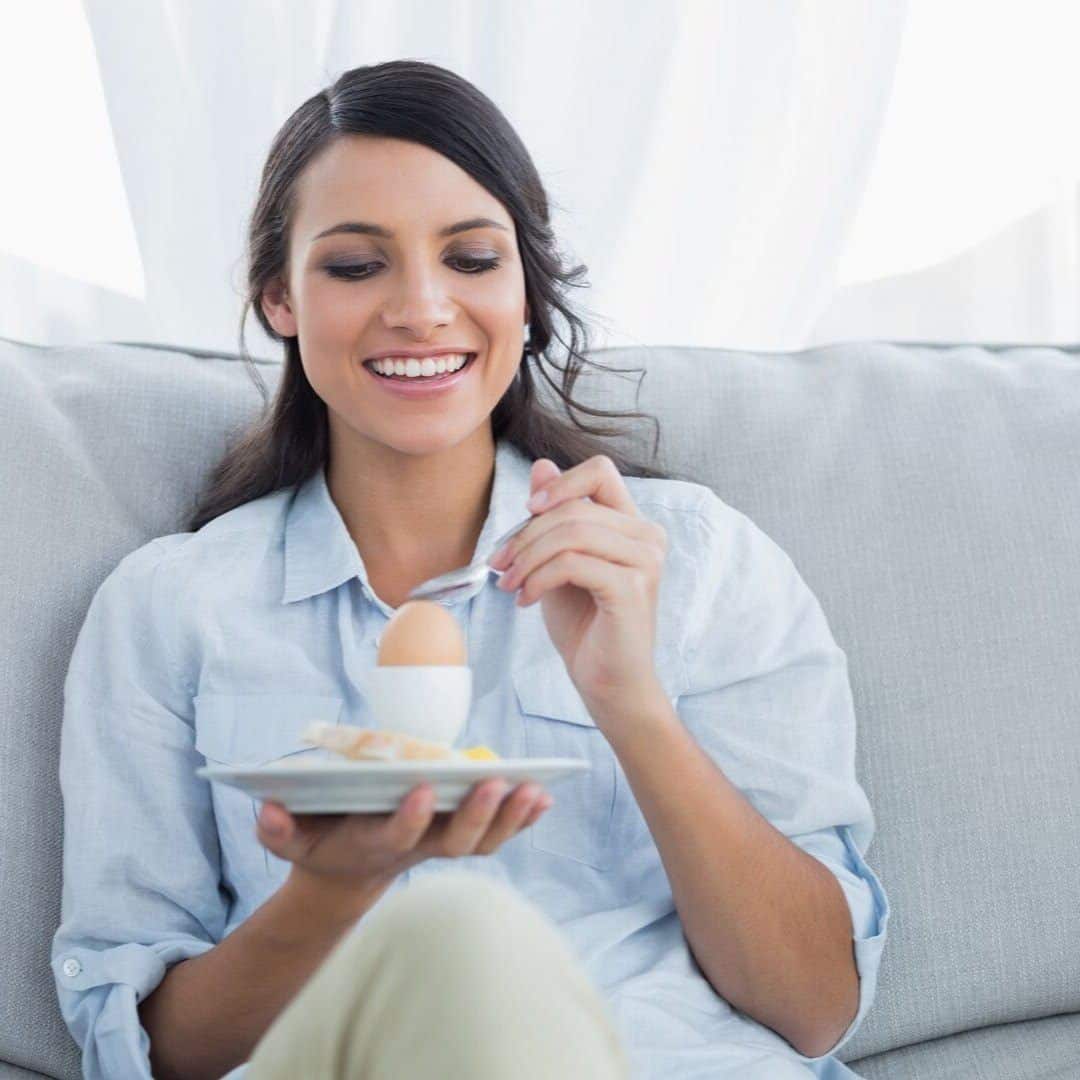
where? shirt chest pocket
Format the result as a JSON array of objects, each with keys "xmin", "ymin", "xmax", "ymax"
[
  {"xmin": 193, "ymin": 692, "xmax": 345, "ymax": 766},
  {"xmin": 194, "ymin": 693, "xmax": 346, "ymax": 884},
  {"xmin": 514, "ymin": 670, "xmax": 616, "ymax": 872}
]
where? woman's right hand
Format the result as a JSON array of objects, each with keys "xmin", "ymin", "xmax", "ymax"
[{"xmin": 255, "ymin": 778, "xmax": 552, "ymax": 893}]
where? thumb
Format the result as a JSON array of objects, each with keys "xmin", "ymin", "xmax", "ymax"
[
  {"xmin": 257, "ymin": 801, "xmax": 294, "ymax": 847},
  {"xmin": 530, "ymin": 458, "xmax": 561, "ymax": 498}
]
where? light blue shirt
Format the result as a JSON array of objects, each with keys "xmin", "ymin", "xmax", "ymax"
[{"xmin": 52, "ymin": 436, "xmax": 890, "ymax": 1079}]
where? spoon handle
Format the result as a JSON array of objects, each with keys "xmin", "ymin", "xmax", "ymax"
[
  {"xmin": 488, "ymin": 514, "xmax": 535, "ymax": 555},
  {"xmin": 405, "ymin": 514, "xmax": 537, "ymax": 602}
]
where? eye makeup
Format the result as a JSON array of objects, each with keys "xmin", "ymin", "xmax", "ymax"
[{"xmin": 324, "ymin": 255, "xmax": 501, "ymax": 280}]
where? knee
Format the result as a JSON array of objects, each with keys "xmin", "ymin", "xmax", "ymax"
[{"xmin": 365, "ymin": 870, "xmax": 552, "ymax": 968}]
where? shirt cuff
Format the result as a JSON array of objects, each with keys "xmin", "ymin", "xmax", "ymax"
[{"xmin": 52, "ymin": 938, "xmax": 216, "ymax": 1080}]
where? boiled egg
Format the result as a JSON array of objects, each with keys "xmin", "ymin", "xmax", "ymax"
[{"xmin": 377, "ymin": 599, "xmax": 467, "ymax": 666}]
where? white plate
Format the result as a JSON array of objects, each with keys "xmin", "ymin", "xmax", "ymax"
[{"xmin": 196, "ymin": 757, "xmax": 589, "ymax": 813}]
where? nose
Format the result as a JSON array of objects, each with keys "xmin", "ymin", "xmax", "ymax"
[{"xmin": 380, "ymin": 263, "xmax": 457, "ymax": 338}]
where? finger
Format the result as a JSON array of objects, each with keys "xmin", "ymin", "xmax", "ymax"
[
  {"xmin": 256, "ymin": 787, "xmax": 429, "ymax": 864},
  {"xmin": 438, "ymin": 778, "xmax": 509, "ymax": 857},
  {"xmin": 256, "ymin": 799, "xmax": 310, "ymax": 860},
  {"xmin": 527, "ymin": 454, "xmax": 639, "ymax": 518},
  {"xmin": 520, "ymin": 793, "xmax": 554, "ymax": 829},
  {"xmin": 472, "ymin": 782, "xmax": 542, "ymax": 855},
  {"xmin": 496, "ymin": 520, "xmax": 650, "ymax": 597},
  {"xmin": 490, "ymin": 499, "xmax": 649, "ymax": 570},
  {"xmin": 530, "ymin": 458, "xmax": 561, "ymax": 493},
  {"xmin": 384, "ymin": 783, "xmax": 438, "ymax": 854},
  {"xmin": 515, "ymin": 550, "xmax": 628, "ymax": 611}
]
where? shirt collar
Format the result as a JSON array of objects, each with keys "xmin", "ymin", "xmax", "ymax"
[{"xmin": 282, "ymin": 437, "xmax": 536, "ymax": 606}]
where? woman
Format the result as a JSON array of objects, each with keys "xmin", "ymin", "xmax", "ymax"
[{"xmin": 51, "ymin": 60, "xmax": 890, "ymax": 1079}]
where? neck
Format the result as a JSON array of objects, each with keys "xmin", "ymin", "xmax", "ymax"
[{"xmin": 326, "ymin": 426, "xmax": 496, "ymax": 593}]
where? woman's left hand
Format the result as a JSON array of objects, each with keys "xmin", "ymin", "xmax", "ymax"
[{"xmin": 487, "ymin": 455, "xmax": 669, "ymax": 726}]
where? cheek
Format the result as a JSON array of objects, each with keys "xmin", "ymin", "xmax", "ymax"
[
  {"xmin": 295, "ymin": 299, "xmax": 369, "ymax": 391},
  {"xmin": 293, "ymin": 331, "xmax": 356, "ymax": 402},
  {"xmin": 486, "ymin": 358, "xmax": 524, "ymax": 413},
  {"xmin": 300, "ymin": 287, "xmax": 367, "ymax": 343}
]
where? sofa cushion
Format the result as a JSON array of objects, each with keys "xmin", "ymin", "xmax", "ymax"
[{"xmin": 850, "ymin": 1011, "xmax": 1080, "ymax": 1079}]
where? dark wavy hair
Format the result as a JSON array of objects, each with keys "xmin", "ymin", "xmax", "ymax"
[{"xmin": 186, "ymin": 59, "xmax": 689, "ymax": 533}]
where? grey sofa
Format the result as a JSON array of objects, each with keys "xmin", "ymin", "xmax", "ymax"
[{"xmin": 3, "ymin": 334, "xmax": 1078, "ymax": 1079}]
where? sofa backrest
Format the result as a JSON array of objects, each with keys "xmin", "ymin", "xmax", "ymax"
[{"xmin": 3, "ymin": 335, "xmax": 1078, "ymax": 1076}]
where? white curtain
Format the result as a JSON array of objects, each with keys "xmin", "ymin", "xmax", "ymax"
[{"xmin": 2, "ymin": 0, "xmax": 1077, "ymax": 357}]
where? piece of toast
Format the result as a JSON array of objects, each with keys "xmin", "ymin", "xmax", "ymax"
[{"xmin": 301, "ymin": 722, "xmax": 497, "ymax": 761}]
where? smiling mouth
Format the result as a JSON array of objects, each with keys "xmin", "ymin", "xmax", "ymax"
[{"xmin": 364, "ymin": 353, "xmax": 477, "ymax": 381}]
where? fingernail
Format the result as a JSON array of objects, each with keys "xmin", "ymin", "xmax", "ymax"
[{"xmin": 527, "ymin": 489, "xmax": 548, "ymax": 510}]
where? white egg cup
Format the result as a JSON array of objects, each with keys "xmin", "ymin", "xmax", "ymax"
[{"xmin": 367, "ymin": 664, "xmax": 472, "ymax": 745}]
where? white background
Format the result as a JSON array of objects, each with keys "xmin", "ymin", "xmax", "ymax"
[{"xmin": 2, "ymin": 0, "xmax": 1078, "ymax": 356}]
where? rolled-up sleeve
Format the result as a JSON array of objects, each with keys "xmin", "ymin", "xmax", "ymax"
[
  {"xmin": 674, "ymin": 491, "xmax": 891, "ymax": 1060},
  {"xmin": 50, "ymin": 536, "xmax": 227, "ymax": 1080},
  {"xmin": 788, "ymin": 824, "xmax": 890, "ymax": 1059}
]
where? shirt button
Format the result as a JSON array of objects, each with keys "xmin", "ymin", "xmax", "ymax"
[{"xmin": 62, "ymin": 958, "xmax": 82, "ymax": 977}]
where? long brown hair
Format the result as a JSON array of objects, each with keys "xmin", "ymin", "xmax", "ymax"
[{"xmin": 186, "ymin": 59, "xmax": 689, "ymax": 533}]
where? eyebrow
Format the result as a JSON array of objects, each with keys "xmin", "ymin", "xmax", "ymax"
[{"xmin": 311, "ymin": 217, "xmax": 510, "ymax": 242}]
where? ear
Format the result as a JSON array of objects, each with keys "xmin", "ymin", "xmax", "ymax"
[{"xmin": 261, "ymin": 276, "xmax": 298, "ymax": 338}]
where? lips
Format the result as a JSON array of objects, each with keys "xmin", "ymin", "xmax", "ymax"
[{"xmin": 362, "ymin": 352, "xmax": 479, "ymax": 398}]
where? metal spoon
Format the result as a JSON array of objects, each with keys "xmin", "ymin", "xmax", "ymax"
[{"xmin": 406, "ymin": 514, "xmax": 536, "ymax": 604}]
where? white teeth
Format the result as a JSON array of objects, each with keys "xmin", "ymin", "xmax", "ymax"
[{"xmin": 369, "ymin": 353, "xmax": 471, "ymax": 378}]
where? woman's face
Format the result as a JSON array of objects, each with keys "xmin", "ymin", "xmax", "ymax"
[{"xmin": 263, "ymin": 134, "xmax": 529, "ymax": 455}]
